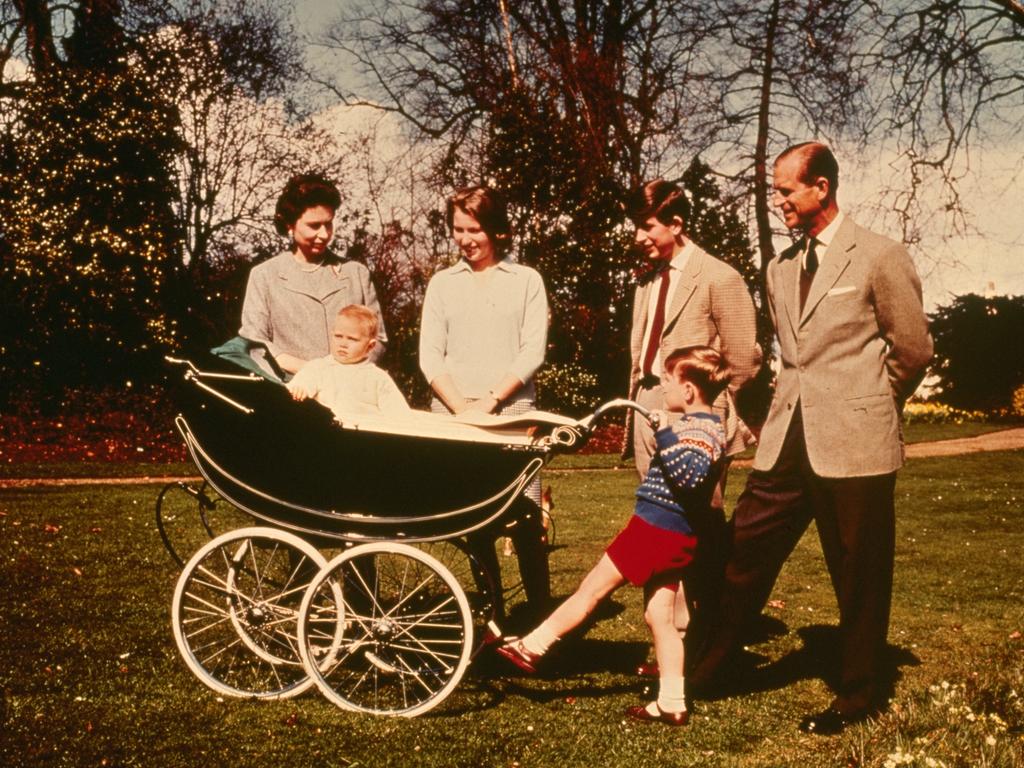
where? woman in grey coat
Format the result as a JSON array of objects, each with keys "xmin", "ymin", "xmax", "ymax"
[{"xmin": 240, "ymin": 173, "xmax": 386, "ymax": 374}]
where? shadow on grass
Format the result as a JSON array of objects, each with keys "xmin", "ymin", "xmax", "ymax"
[
  {"xmin": 699, "ymin": 623, "xmax": 921, "ymax": 707},
  {"xmin": 467, "ymin": 636, "xmax": 654, "ymax": 709}
]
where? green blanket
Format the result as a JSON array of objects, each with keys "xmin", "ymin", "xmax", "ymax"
[{"xmin": 210, "ymin": 336, "xmax": 288, "ymax": 383}]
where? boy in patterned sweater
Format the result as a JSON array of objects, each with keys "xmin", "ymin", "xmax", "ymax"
[{"xmin": 497, "ymin": 346, "xmax": 729, "ymax": 726}]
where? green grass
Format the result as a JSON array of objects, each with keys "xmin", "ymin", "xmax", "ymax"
[
  {"xmin": 0, "ymin": 460, "xmax": 196, "ymax": 480},
  {"xmin": 901, "ymin": 421, "xmax": 1012, "ymax": 444},
  {"xmin": 1, "ymin": 451, "xmax": 1022, "ymax": 767}
]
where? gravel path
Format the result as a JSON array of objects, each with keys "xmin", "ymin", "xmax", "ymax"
[{"xmin": 1, "ymin": 428, "xmax": 1022, "ymax": 488}]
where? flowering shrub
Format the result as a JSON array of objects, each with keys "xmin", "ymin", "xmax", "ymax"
[
  {"xmin": 903, "ymin": 400, "xmax": 988, "ymax": 425},
  {"xmin": 1013, "ymin": 384, "xmax": 1024, "ymax": 418},
  {"xmin": 579, "ymin": 423, "xmax": 626, "ymax": 455},
  {"xmin": 535, "ymin": 362, "xmax": 603, "ymax": 416},
  {"xmin": 0, "ymin": 386, "xmax": 186, "ymax": 465}
]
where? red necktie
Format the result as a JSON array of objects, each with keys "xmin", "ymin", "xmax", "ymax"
[{"xmin": 642, "ymin": 269, "xmax": 670, "ymax": 377}]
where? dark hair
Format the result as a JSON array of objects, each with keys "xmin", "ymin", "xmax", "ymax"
[
  {"xmin": 446, "ymin": 186, "xmax": 511, "ymax": 251},
  {"xmin": 663, "ymin": 345, "xmax": 732, "ymax": 403},
  {"xmin": 273, "ymin": 173, "xmax": 342, "ymax": 237},
  {"xmin": 775, "ymin": 142, "xmax": 839, "ymax": 195},
  {"xmin": 624, "ymin": 179, "xmax": 690, "ymax": 228}
]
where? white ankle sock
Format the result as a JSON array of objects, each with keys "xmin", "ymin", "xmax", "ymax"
[
  {"xmin": 521, "ymin": 622, "xmax": 559, "ymax": 656},
  {"xmin": 657, "ymin": 676, "xmax": 686, "ymax": 714}
]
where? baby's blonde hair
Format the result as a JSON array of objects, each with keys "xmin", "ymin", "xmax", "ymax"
[
  {"xmin": 664, "ymin": 346, "xmax": 732, "ymax": 404},
  {"xmin": 337, "ymin": 304, "xmax": 378, "ymax": 339}
]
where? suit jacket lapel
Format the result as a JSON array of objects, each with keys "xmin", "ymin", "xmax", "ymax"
[
  {"xmin": 631, "ymin": 277, "xmax": 654, "ymax": 358},
  {"xmin": 801, "ymin": 218, "xmax": 855, "ymax": 324},
  {"xmin": 779, "ymin": 243, "xmax": 801, "ymax": 338}
]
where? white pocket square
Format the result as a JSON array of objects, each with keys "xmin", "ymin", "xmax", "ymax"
[{"xmin": 827, "ymin": 286, "xmax": 856, "ymax": 296}]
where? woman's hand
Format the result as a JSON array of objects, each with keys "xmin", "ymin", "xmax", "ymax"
[{"xmin": 463, "ymin": 396, "xmax": 499, "ymax": 414}]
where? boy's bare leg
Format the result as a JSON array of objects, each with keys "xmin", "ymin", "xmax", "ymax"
[
  {"xmin": 516, "ymin": 554, "xmax": 626, "ymax": 656},
  {"xmin": 646, "ymin": 581, "xmax": 687, "ymax": 715}
]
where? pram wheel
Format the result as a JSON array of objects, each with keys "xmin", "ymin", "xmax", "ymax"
[
  {"xmin": 298, "ymin": 543, "xmax": 473, "ymax": 717},
  {"xmin": 417, "ymin": 539, "xmax": 498, "ymax": 647},
  {"xmin": 172, "ymin": 527, "xmax": 338, "ymax": 699}
]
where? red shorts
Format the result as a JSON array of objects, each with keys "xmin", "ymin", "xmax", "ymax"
[{"xmin": 605, "ymin": 515, "xmax": 697, "ymax": 587}]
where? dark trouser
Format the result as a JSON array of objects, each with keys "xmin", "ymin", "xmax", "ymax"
[
  {"xmin": 690, "ymin": 408, "xmax": 896, "ymax": 715},
  {"xmin": 467, "ymin": 495, "xmax": 551, "ymax": 620}
]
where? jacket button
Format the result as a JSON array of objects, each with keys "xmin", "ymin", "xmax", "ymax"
[{"xmin": 787, "ymin": 403, "xmax": 793, "ymax": 410}]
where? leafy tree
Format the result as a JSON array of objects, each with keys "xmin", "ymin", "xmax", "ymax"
[
  {"xmin": 0, "ymin": 0, "xmax": 183, "ymax": 402},
  {"xmin": 0, "ymin": 0, "xmax": 335, "ymax": 401},
  {"xmin": 929, "ymin": 293, "xmax": 1024, "ymax": 413}
]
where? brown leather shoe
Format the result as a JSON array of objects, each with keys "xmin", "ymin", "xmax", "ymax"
[
  {"xmin": 495, "ymin": 639, "xmax": 541, "ymax": 674},
  {"xmin": 635, "ymin": 662, "xmax": 659, "ymax": 678},
  {"xmin": 624, "ymin": 703, "xmax": 689, "ymax": 726}
]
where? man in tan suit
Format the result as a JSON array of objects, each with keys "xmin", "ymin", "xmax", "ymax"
[
  {"xmin": 689, "ymin": 143, "xmax": 933, "ymax": 735},
  {"xmin": 626, "ymin": 179, "xmax": 762, "ymax": 492}
]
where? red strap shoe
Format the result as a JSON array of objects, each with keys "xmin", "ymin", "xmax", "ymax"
[
  {"xmin": 624, "ymin": 703, "xmax": 689, "ymax": 726},
  {"xmin": 495, "ymin": 639, "xmax": 541, "ymax": 674}
]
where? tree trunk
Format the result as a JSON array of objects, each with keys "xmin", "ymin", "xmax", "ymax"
[
  {"xmin": 753, "ymin": 0, "xmax": 780, "ymax": 284},
  {"xmin": 13, "ymin": 0, "xmax": 60, "ymax": 74}
]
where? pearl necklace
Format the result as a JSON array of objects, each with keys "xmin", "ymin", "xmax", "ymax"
[{"xmin": 294, "ymin": 252, "xmax": 327, "ymax": 272}]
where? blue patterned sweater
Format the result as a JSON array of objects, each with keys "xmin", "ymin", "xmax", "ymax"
[{"xmin": 634, "ymin": 412, "xmax": 726, "ymax": 535}]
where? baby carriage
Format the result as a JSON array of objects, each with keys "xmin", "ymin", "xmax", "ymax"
[{"xmin": 159, "ymin": 353, "xmax": 652, "ymax": 717}]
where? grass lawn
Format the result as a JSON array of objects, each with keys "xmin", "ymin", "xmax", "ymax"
[{"xmin": 1, "ymin": 450, "xmax": 1022, "ymax": 767}]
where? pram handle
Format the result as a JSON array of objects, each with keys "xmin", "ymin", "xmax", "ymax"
[
  {"xmin": 578, "ymin": 398, "xmax": 659, "ymax": 431},
  {"xmin": 164, "ymin": 356, "xmax": 257, "ymax": 415}
]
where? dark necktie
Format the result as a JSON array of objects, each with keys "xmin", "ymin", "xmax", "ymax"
[
  {"xmin": 642, "ymin": 269, "xmax": 670, "ymax": 377},
  {"xmin": 799, "ymin": 237, "xmax": 819, "ymax": 312}
]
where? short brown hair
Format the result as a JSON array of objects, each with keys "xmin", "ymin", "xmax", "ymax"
[
  {"xmin": 624, "ymin": 179, "xmax": 690, "ymax": 228},
  {"xmin": 336, "ymin": 304, "xmax": 378, "ymax": 339},
  {"xmin": 445, "ymin": 185, "xmax": 511, "ymax": 252},
  {"xmin": 775, "ymin": 142, "xmax": 839, "ymax": 194},
  {"xmin": 274, "ymin": 173, "xmax": 342, "ymax": 236},
  {"xmin": 664, "ymin": 345, "xmax": 731, "ymax": 403}
]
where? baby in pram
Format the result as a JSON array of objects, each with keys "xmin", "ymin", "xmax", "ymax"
[{"xmin": 286, "ymin": 304, "xmax": 411, "ymax": 417}]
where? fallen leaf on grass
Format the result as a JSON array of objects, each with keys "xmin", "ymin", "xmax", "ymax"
[
  {"xmin": 43, "ymin": 523, "xmax": 62, "ymax": 534},
  {"xmin": 1010, "ymin": 630, "xmax": 1021, "ymax": 640},
  {"xmin": 71, "ymin": 567, "xmax": 83, "ymax": 577},
  {"xmin": 767, "ymin": 599, "xmax": 786, "ymax": 609}
]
